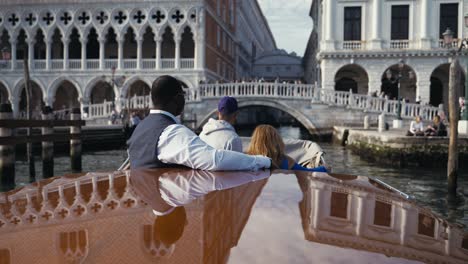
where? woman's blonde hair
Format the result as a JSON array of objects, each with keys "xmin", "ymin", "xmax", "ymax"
[{"xmin": 247, "ymin": 125, "xmax": 285, "ymax": 169}]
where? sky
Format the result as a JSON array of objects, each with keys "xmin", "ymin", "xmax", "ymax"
[{"xmin": 257, "ymin": 0, "xmax": 314, "ymax": 57}]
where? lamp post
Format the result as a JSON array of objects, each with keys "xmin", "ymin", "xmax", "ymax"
[
  {"xmin": 443, "ymin": 20, "xmax": 468, "ymax": 134},
  {"xmin": 385, "ymin": 59, "xmax": 414, "ymax": 128}
]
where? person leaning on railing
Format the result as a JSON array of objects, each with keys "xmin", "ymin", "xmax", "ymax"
[{"xmin": 127, "ymin": 75, "xmax": 271, "ymax": 171}]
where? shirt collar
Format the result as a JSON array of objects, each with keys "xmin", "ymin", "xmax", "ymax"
[{"xmin": 150, "ymin": 109, "xmax": 179, "ymax": 124}]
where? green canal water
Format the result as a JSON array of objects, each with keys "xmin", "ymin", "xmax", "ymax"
[{"xmin": 12, "ymin": 126, "xmax": 468, "ymax": 228}]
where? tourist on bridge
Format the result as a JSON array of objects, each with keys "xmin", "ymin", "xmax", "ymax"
[
  {"xmin": 406, "ymin": 116, "xmax": 424, "ymax": 136},
  {"xmin": 200, "ymin": 96, "xmax": 242, "ymax": 152},
  {"xmin": 127, "ymin": 75, "xmax": 271, "ymax": 171},
  {"xmin": 246, "ymin": 125, "xmax": 327, "ymax": 172}
]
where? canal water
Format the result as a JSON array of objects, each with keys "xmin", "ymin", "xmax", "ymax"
[{"xmin": 12, "ymin": 126, "xmax": 468, "ymax": 227}]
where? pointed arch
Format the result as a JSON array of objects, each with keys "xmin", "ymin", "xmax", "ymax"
[
  {"xmin": 180, "ymin": 26, "xmax": 194, "ymax": 59},
  {"xmin": 161, "ymin": 26, "xmax": 175, "ymax": 59},
  {"xmin": 68, "ymin": 27, "xmax": 81, "ymax": 59},
  {"xmin": 33, "ymin": 28, "xmax": 46, "ymax": 59}
]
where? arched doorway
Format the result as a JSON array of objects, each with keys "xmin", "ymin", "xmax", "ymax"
[
  {"xmin": 19, "ymin": 81, "xmax": 44, "ymax": 119},
  {"xmin": 381, "ymin": 64, "xmax": 417, "ymax": 102},
  {"xmin": 0, "ymin": 82, "xmax": 9, "ymax": 104},
  {"xmin": 430, "ymin": 63, "xmax": 465, "ymax": 107},
  {"xmin": 334, "ymin": 64, "xmax": 369, "ymax": 94},
  {"xmin": 53, "ymin": 81, "xmax": 80, "ymax": 110},
  {"xmin": 90, "ymin": 81, "xmax": 114, "ymax": 104},
  {"xmin": 127, "ymin": 80, "xmax": 150, "ymax": 97}
]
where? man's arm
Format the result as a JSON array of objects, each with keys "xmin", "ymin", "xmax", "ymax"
[{"xmin": 158, "ymin": 125, "xmax": 270, "ymax": 171}]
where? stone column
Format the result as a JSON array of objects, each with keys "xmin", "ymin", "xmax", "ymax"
[
  {"xmin": 81, "ymin": 37, "xmax": 87, "ymax": 70},
  {"xmin": 62, "ymin": 37, "xmax": 69, "ymax": 70},
  {"xmin": 10, "ymin": 40, "xmax": 17, "ymax": 70},
  {"xmin": 175, "ymin": 37, "xmax": 181, "ymax": 69},
  {"xmin": 136, "ymin": 36, "xmax": 143, "ymax": 70},
  {"xmin": 99, "ymin": 37, "xmax": 105, "ymax": 70},
  {"xmin": 117, "ymin": 36, "xmax": 124, "ymax": 70},
  {"xmin": 323, "ymin": 0, "xmax": 336, "ymax": 50},
  {"xmin": 45, "ymin": 39, "xmax": 51, "ymax": 70},
  {"xmin": 420, "ymin": 0, "xmax": 431, "ymax": 49},
  {"xmin": 416, "ymin": 79, "xmax": 431, "ymax": 105},
  {"xmin": 196, "ymin": 9, "xmax": 206, "ymax": 70},
  {"xmin": 370, "ymin": 0, "xmax": 383, "ymax": 49},
  {"xmin": 28, "ymin": 40, "xmax": 35, "ymax": 70},
  {"xmin": 41, "ymin": 107, "xmax": 54, "ymax": 178},
  {"xmin": 70, "ymin": 108, "xmax": 82, "ymax": 173},
  {"xmin": 155, "ymin": 37, "xmax": 162, "ymax": 70}
]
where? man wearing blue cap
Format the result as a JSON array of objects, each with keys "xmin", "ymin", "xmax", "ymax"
[{"xmin": 200, "ymin": 96, "xmax": 243, "ymax": 152}]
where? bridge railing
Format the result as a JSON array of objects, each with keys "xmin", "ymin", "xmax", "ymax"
[{"xmin": 81, "ymin": 82, "xmax": 441, "ymax": 122}]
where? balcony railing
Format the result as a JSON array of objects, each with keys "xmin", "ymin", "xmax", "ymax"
[
  {"xmin": 123, "ymin": 59, "xmax": 137, "ymax": 69},
  {"xmin": 69, "ymin": 59, "xmax": 82, "ymax": 69},
  {"xmin": 33, "ymin": 60, "xmax": 46, "ymax": 70},
  {"xmin": 16, "ymin": 61, "xmax": 24, "ymax": 69},
  {"xmin": 142, "ymin": 59, "xmax": 156, "ymax": 69},
  {"xmin": 181, "ymin": 58, "xmax": 195, "ymax": 69},
  {"xmin": 161, "ymin": 59, "xmax": 175, "ymax": 69},
  {"xmin": 0, "ymin": 60, "xmax": 11, "ymax": 70},
  {"xmin": 51, "ymin": 59, "xmax": 63, "ymax": 69},
  {"xmin": 390, "ymin": 40, "xmax": 410, "ymax": 49},
  {"xmin": 104, "ymin": 59, "xmax": 118, "ymax": 69},
  {"xmin": 438, "ymin": 39, "xmax": 460, "ymax": 49},
  {"xmin": 87, "ymin": 59, "xmax": 100, "ymax": 69},
  {"xmin": 342, "ymin": 41, "xmax": 364, "ymax": 50}
]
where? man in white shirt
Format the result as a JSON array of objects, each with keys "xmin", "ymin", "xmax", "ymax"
[
  {"xmin": 127, "ymin": 75, "xmax": 271, "ymax": 171},
  {"xmin": 200, "ymin": 96, "xmax": 242, "ymax": 152}
]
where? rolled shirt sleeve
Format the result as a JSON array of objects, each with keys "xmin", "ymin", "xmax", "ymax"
[{"xmin": 158, "ymin": 124, "xmax": 270, "ymax": 171}]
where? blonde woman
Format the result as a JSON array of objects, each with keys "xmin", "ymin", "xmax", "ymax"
[{"xmin": 247, "ymin": 125, "xmax": 328, "ymax": 172}]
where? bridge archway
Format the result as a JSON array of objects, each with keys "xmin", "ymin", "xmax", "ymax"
[
  {"xmin": 381, "ymin": 64, "xmax": 417, "ymax": 102},
  {"xmin": 334, "ymin": 64, "xmax": 369, "ymax": 94},
  {"xmin": 196, "ymin": 99, "xmax": 320, "ymax": 137}
]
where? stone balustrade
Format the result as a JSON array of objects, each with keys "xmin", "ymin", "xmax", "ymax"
[{"xmin": 83, "ymin": 82, "xmax": 440, "ymax": 123}]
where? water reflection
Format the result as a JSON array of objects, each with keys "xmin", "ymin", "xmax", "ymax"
[
  {"xmin": 295, "ymin": 171, "xmax": 468, "ymax": 264},
  {"xmin": 0, "ymin": 169, "xmax": 269, "ymax": 263}
]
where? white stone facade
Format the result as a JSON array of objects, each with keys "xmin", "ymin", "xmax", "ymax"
[
  {"xmin": 252, "ymin": 49, "xmax": 304, "ymax": 82},
  {"xmin": 0, "ymin": 0, "xmax": 277, "ymax": 118},
  {"xmin": 305, "ymin": 0, "xmax": 468, "ymax": 106}
]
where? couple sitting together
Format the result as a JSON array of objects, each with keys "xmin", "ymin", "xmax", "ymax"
[
  {"xmin": 127, "ymin": 75, "xmax": 327, "ymax": 173},
  {"xmin": 407, "ymin": 115, "xmax": 447, "ymax": 137}
]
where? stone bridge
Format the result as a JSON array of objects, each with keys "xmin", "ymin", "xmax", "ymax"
[{"xmin": 86, "ymin": 82, "xmax": 441, "ymax": 137}]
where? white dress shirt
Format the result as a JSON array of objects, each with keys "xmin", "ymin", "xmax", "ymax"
[
  {"xmin": 150, "ymin": 110, "xmax": 271, "ymax": 171},
  {"xmin": 159, "ymin": 170, "xmax": 270, "ymax": 208}
]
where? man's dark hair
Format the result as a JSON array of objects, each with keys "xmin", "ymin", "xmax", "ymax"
[{"xmin": 151, "ymin": 75, "xmax": 183, "ymax": 107}]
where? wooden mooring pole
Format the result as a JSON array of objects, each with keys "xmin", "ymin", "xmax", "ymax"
[
  {"xmin": 448, "ymin": 58, "xmax": 460, "ymax": 195},
  {"xmin": 70, "ymin": 108, "xmax": 82, "ymax": 173},
  {"xmin": 23, "ymin": 52, "xmax": 35, "ymax": 180},
  {"xmin": 41, "ymin": 106, "xmax": 54, "ymax": 178},
  {"xmin": 0, "ymin": 104, "xmax": 15, "ymax": 186}
]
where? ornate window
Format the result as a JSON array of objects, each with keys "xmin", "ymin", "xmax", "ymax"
[
  {"xmin": 58, "ymin": 11, "xmax": 73, "ymax": 26},
  {"xmin": 113, "ymin": 10, "xmax": 128, "ymax": 25},
  {"xmin": 25, "ymin": 12, "xmax": 37, "ymax": 27},
  {"xmin": 42, "ymin": 11, "xmax": 55, "ymax": 26},
  {"xmin": 170, "ymin": 9, "xmax": 184, "ymax": 24},
  {"xmin": 77, "ymin": 11, "xmax": 91, "ymax": 26},
  {"xmin": 95, "ymin": 10, "xmax": 109, "ymax": 25},
  {"xmin": 132, "ymin": 10, "xmax": 147, "ymax": 24},
  {"xmin": 150, "ymin": 9, "xmax": 166, "ymax": 24},
  {"xmin": 8, "ymin": 13, "xmax": 19, "ymax": 27}
]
